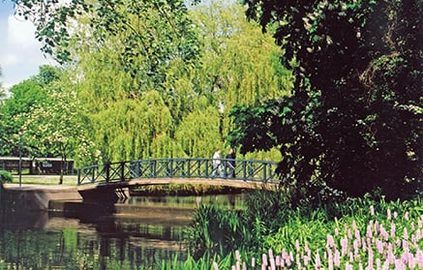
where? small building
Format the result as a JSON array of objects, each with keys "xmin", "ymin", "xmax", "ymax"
[{"xmin": 0, "ymin": 157, "xmax": 74, "ymax": 175}]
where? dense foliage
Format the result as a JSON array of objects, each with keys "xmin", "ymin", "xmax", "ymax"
[
  {"xmin": 0, "ymin": 170, "xmax": 12, "ymax": 184},
  {"xmin": 186, "ymin": 194, "xmax": 423, "ymax": 269},
  {"xmin": 229, "ymin": 0, "xmax": 423, "ymax": 199},
  {"xmin": 3, "ymin": 1, "xmax": 292, "ymax": 165},
  {"xmin": 0, "ymin": 67, "xmax": 51, "ymax": 156}
]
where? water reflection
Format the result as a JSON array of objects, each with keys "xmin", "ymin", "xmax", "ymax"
[{"xmin": 0, "ymin": 194, "xmax": 245, "ymax": 269}]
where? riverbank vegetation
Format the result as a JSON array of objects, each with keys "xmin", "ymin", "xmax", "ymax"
[{"xmin": 175, "ymin": 196, "xmax": 423, "ymax": 269}]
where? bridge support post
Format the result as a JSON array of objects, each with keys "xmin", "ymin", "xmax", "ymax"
[
  {"xmin": 105, "ymin": 162, "xmax": 110, "ymax": 183},
  {"xmin": 91, "ymin": 167, "xmax": 95, "ymax": 183},
  {"xmin": 120, "ymin": 161, "xmax": 125, "ymax": 181},
  {"xmin": 168, "ymin": 159, "xmax": 173, "ymax": 177},
  {"xmin": 242, "ymin": 160, "xmax": 246, "ymax": 180},
  {"xmin": 205, "ymin": 159, "xmax": 209, "ymax": 178},
  {"xmin": 187, "ymin": 159, "xmax": 191, "ymax": 178}
]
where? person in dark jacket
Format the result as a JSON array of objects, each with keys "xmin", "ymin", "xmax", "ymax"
[{"xmin": 226, "ymin": 148, "xmax": 236, "ymax": 178}]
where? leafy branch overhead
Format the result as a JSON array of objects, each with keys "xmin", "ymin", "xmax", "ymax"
[{"xmin": 12, "ymin": 0, "xmax": 199, "ymax": 88}]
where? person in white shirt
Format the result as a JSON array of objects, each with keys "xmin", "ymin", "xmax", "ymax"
[{"xmin": 211, "ymin": 150, "xmax": 221, "ymax": 178}]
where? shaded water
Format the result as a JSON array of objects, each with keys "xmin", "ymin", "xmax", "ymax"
[{"xmin": 0, "ymin": 194, "xmax": 246, "ymax": 269}]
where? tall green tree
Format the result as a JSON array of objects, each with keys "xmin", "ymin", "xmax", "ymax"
[
  {"xmin": 72, "ymin": 1, "xmax": 292, "ymax": 162},
  {"xmin": 14, "ymin": 0, "xmax": 293, "ymax": 163},
  {"xmin": 0, "ymin": 76, "xmax": 47, "ymax": 156},
  {"xmin": 19, "ymin": 74, "xmax": 94, "ymax": 183},
  {"xmin": 169, "ymin": 2, "xmax": 294, "ymax": 160},
  {"xmin": 231, "ymin": 0, "xmax": 423, "ymax": 200}
]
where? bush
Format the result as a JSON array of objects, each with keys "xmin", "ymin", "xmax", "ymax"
[{"xmin": 0, "ymin": 170, "xmax": 13, "ymax": 184}]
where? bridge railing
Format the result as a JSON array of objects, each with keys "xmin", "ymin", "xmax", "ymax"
[{"xmin": 77, "ymin": 158, "xmax": 278, "ymax": 185}]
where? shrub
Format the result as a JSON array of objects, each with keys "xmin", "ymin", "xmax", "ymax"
[{"xmin": 0, "ymin": 170, "xmax": 13, "ymax": 184}]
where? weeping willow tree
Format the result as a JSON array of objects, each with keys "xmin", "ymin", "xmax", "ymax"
[
  {"xmin": 71, "ymin": 0, "xmax": 199, "ymax": 162},
  {"xmin": 191, "ymin": 2, "xmax": 293, "ymax": 107},
  {"xmin": 70, "ymin": 0, "xmax": 292, "ymax": 163},
  {"xmin": 180, "ymin": 1, "xmax": 292, "ymax": 160}
]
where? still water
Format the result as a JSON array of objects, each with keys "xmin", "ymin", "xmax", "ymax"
[{"xmin": 0, "ymin": 194, "xmax": 245, "ymax": 269}]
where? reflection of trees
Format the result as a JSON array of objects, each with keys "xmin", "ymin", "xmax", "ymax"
[
  {"xmin": 0, "ymin": 194, "xmax": 242, "ymax": 268},
  {"xmin": 0, "ymin": 215, "xmax": 187, "ymax": 269}
]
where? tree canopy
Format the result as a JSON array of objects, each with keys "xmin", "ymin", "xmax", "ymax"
[
  {"xmin": 230, "ymin": 0, "xmax": 422, "ymax": 200},
  {"xmin": 3, "ymin": 1, "xmax": 292, "ymax": 165}
]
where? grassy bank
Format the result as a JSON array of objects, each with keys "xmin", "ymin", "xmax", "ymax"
[{"xmin": 11, "ymin": 175, "xmax": 77, "ymax": 186}]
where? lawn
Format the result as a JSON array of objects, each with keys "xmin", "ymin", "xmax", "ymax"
[{"xmin": 11, "ymin": 175, "xmax": 77, "ymax": 186}]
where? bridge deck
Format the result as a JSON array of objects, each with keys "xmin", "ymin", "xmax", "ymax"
[{"xmin": 77, "ymin": 177, "xmax": 278, "ymax": 191}]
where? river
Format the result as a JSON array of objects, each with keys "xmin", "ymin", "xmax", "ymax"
[{"xmin": 0, "ymin": 194, "xmax": 245, "ymax": 269}]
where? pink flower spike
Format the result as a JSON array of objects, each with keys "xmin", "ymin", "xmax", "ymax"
[
  {"xmin": 269, "ymin": 249, "xmax": 275, "ymax": 270},
  {"xmin": 416, "ymin": 248, "xmax": 423, "ymax": 268},
  {"xmin": 382, "ymin": 259, "xmax": 390, "ymax": 269},
  {"xmin": 262, "ymin": 254, "xmax": 268, "ymax": 266},
  {"xmin": 213, "ymin": 261, "xmax": 219, "ymax": 270},
  {"xmin": 275, "ymin": 256, "xmax": 281, "ymax": 266},
  {"xmin": 345, "ymin": 262, "xmax": 353, "ymax": 270},
  {"xmin": 327, "ymin": 234, "xmax": 335, "ymax": 249},
  {"xmin": 370, "ymin": 205, "xmax": 375, "ymax": 216},
  {"xmin": 235, "ymin": 250, "xmax": 241, "ymax": 262},
  {"xmin": 390, "ymin": 223, "xmax": 396, "ymax": 238},
  {"xmin": 315, "ymin": 251, "xmax": 321, "ymax": 270},
  {"xmin": 387, "ymin": 208, "xmax": 391, "ymax": 220},
  {"xmin": 408, "ymin": 254, "xmax": 416, "ymax": 269},
  {"xmin": 340, "ymin": 237, "xmax": 348, "ymax": 256},
  {"xmin": 303, "ymin": 255, "xmax": 309, "ymax": 266},
  {"xmin": 366, "ymin": 224, "xmax": 373, "ymax": 239},
  {"xmin": 328, "ymin": 251, "xmax": 334, "ymax": 270},
  {"xmin": 395, "ymin": 259, "xmax": 405, "ymax": 270},
  {"xmin": 403, "ymin": 227, "xmax": 409, "ymax": 240},
  {"xmin": 374, "ymin": 220, "xmax": 379, "ymax": 232},
  {"xmin": 295, "ymin": 239, "xmax": 300, "ymax": 251},
  {"xmin": 376, "ymin": 240, "xmax": 384, "ymax": 254},
  {"xmin": 334, "ymin": 250, "xmax": 340, "ymax": 267}
]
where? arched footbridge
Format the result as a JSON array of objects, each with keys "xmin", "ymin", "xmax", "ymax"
[{"xmin": 77, "ymin": 158, "xmax": 279, "ymax": 202}]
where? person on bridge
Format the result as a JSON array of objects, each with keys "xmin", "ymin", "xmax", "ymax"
[
  {"xmin": 211, "ymin": 150, "xmax": 222, "ymax": 178},
  {"xmin": 226, "ymin": 148, "xmax": 236, "ymax": 178}
]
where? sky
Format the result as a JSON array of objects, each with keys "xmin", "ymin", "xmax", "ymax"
[{"xmin": 0, "ymin": 3, "xmax": 55, "ymax": 89}]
